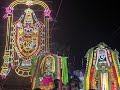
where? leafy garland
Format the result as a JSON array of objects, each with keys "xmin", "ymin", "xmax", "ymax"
[
  {"xmin": 112, "ymin": 50, "xmax": 120, "ymax": 86},
  {"xmin": 84, "ymin": 48, "xmax": 94, "ymax": 90},
  {"xmin": 84, "ymin": 43, "xmax": 120, "ymax": 90}
]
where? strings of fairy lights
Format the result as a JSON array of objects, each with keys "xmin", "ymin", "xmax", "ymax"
[
  {"xmin": 0, "ymin": 0, "xmax": 51, "ymax": 88},
  {"xmin": 0, "ymin": 0, "xmax": 51, "ymax": 77},
  {"xmin": 0, "ymin": 1, "xmax": 69, "ymax": 90}
]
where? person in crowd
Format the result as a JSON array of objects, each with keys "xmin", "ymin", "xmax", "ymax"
[
  {"xmin": 62, "ymin": 83, "xmax": 70, "ymax": 90},
  {"xmin": 70, "ymin": 79, "xmax": 79, "ymax": 90},
  {"xmin": 52, "ymin": 79, "xmax": 60, "ymax": 90}
]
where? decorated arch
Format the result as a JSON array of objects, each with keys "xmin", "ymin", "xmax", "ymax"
[
  {"xmin": 0, "ymin": 0, "xmax": 51, "ymax": 78},
  {"xmin": 0, "ymin": 0, "xmax": 69, "ymax": 90}
]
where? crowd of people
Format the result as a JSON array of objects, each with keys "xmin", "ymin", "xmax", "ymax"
[
  {"xmin": 52, "ymin": 78, "xmax": 79, "ymax": 90},
  {"xmin": 34, "ymin": 76, "xmax": 83, "ymax": 90}
]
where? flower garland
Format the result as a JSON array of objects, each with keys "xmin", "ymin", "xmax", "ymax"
[
  {"xmin": 85, "ymin": 48, "xmax": 93, "ymax": 90},
  {"xmin": 111, "ymin": 51, "xmax": 120, "ymax": 86},
  {"xmin": 39, "ymin": 76, "xmax": 53, "ymax": 90},
  {"xmin": 40, "ymin": 55, "xmax": 55, "ymax": 75},
  {"xmin": 84, "ymin": 43, "xmax": 120, "ymax": 90},
  {"xmin": 110, "ymin": 64, "xmax": 118, "ymax": 90},
  {"xmin": 106, "ymin": 73, "xmax": 109, "ymax": 90},
  {"xmin": 91, "ymin": 68, "xmax": 96, "ymax": 89}
]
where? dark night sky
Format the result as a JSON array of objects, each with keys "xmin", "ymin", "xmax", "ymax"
[
  {"xmin": 0, "ymin": 0, "xmax": 120, "ymax": 69},
  {"xmin": 52, "ymin": 0, "xmax": 120, "ymax": 69}
]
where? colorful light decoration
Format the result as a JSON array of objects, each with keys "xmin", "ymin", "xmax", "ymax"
[
  {"xmin": 3, "ymin": 7, "xmax": 14, "ymax": 19},
  {"xmin": 0, "ymin": 0, "xmax": 69, "ymax": 90},
  {"xmin": 0, "ymin": 0, "xmax": 51, "ymax": 78},
  {"xmin": 84, "ymin": 43, "xmax": 120, "ymax": 90},
  {"xmin": 31, "ymin": 54, "xmax": 68, "ymax": 89},
  {"xmin": 44, "ymin": 9, "xmax": 51, "ymax": 19},
  {"xmin": 26, "ymin": 0, "xmax": 33, "ymax": 6}
]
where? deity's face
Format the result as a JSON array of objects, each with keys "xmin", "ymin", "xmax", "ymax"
[
  {"xmin": 24, "ymin": 26, "xmax": 33, "ymax": 36},
  {"xmin": 97, "ymin": 49, "xmax": 109, "ymax": 71},
  {"xmin": 99, "ymin": 49, "xmax": 106, "ymax": 60}
]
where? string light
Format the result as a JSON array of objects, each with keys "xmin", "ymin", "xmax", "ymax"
[{"xmin": 0, "ymin": 0, "xmax": 50, "ymax": 78}]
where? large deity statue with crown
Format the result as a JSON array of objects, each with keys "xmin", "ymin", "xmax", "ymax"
[
  {"xmin": 14, "ymin": 8, "xmax": 44, "ymax": 59},
  {"xmin": 0, "ymin": 0, "xmax": 51, "ymax": 78},
  {"xmin": 0, "ymin": 0, "xmax": 69, "ymax": 90},
  {"xmin": 84, "ymin": 43, "xmax": 120, "ymax": 90}
]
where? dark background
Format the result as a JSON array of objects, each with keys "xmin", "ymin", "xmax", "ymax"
[{"xmin": 52, "ymin": 0, "xmax": 120, "ymax": 69}]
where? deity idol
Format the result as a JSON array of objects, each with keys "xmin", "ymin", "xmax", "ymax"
[{"xmin": 84, "ymin": 43, "xmax": 120, "ymax": 90}]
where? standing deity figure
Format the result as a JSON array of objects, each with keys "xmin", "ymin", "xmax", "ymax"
[
  {"xmin": 0, "ymin": 7, "xmax": 44, "ymax": 78},
  {"xmin": 84, "ymin": 43, "xmax": 120, "ymax": 90},
  {"xmin": 0, "ymin": 0, "xmax": 51, "ymax": 78},
  {"xmin": 0, "ymin": 1, "xmax": 69, "ymax": 90}
]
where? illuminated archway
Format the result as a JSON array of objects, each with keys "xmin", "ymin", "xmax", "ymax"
[
  {"xmin": 0, "ymin": 1, "xmax": 69, "ymax": 90},
  {"xmin": 1, "ymin": 0, "xmax": 51, "ymax": 77}
]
